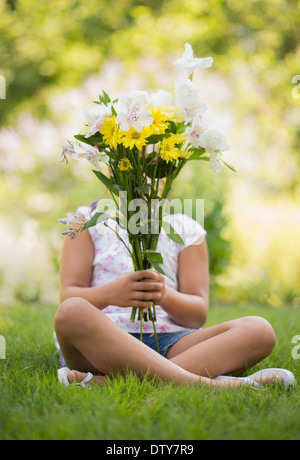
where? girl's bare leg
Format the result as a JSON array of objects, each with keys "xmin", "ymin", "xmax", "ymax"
[
  {"xmin": 54, "ymin": 298, "xmax": 202, "ymax": 386},
  {"xmin": 54, "ymin": 298, "xmax": 278, "ymax": 388},
  {"xmin": 165, "ymin": 316, "xmax": 277, "ymax": 377}
]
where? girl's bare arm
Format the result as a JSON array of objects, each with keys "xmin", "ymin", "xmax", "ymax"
[
  {"xmin": 59, "ymin": 229, "xmax": 164, "ymax": 310},
  {"xmin": 158, "ymin": 239, "xmax": 210, "ymax": 329}
]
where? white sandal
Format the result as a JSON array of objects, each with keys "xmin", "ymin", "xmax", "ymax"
[
  {"xmin": 214, "ymin": 375, "xmax": 262, "ymax": 388},
  {"xmin": 247, "ymin": 368, "xmax": 296, "ymax": 389},
  {"xmin": 58, "ymin": 367, "xmax": 94, "ymax": 389},
  {"xmin": 215, "ymin": 368, "xmax": 296, "ymax": 389}
]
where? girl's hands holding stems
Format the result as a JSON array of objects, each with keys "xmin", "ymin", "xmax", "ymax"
[
  {"xmin": 60, "ymin": 227, "xmax": 208, "ymax": 329},
  {"xmin": 109, "ymin": 269, "xmax": 167, "ymax": 309}
]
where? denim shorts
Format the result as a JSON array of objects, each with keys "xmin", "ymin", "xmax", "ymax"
[{"xmin": 130, "ymin": 330, "xmax": 196, "ymax": 357}]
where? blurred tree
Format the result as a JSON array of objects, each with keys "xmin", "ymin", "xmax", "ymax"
[
  {"xmin": 1, "ymin": 0, "xmax": 299, "ymax": 194},
  {"xmin": 1, "ymin": 0, "xmax": 299, "ymax": 120},
  {"xmin": 0, "ymin": 0, "xmax": 299, "ymax": 305}
]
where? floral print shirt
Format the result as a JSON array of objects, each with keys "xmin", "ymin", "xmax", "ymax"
[{"xmin": 77, "ymin": 207, "xmax": 207, "ymax": 334}]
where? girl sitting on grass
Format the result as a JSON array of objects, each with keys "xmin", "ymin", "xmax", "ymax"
[{"xmin": 54, "ymin": 209, "xmax": 295, "ymax": 390}]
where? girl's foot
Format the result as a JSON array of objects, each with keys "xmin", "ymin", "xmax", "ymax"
[
  {"xmin": 215, "ymin": 368, "xmax": 296, "ymax": 389},
  {"xmin": 67, "ymin": 370, "xmax": 107, "ymax": 388},
  {"xmin": 66, "ymin": 369, "xmax": 283, "ymax": 389},
  {"xmin": 214, "ymin": 373, "xmax": 283, "ymax": 389}
]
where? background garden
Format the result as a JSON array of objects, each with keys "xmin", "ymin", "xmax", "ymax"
[
  {"xmin": 1, "ymin": 0, "xmax": 300, "ymax": 307},
  {"xmin": 0, "ymin": 0, "xmax": 299, "ymax": 441}
]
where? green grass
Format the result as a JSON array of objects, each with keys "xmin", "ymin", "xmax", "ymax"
[{"xmin": 0, "ymin": 303, "xmax": 299, "ymax": 440}]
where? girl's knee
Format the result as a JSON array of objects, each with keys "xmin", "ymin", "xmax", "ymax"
[
  {"xmin": 241, "ymin": 316, "xmax": 277, "ymax": 356},
  {"xmin": 54, "ymin": 297, "xmax": 91, "ymax": 333}
]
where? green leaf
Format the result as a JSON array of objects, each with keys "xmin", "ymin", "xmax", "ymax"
[
  {"xmin": 186, "ymin": 147, "xmax": 206, "ymax": 160},
  {"xmin": 92, "ymin": 169, "xmax": 125, "ymax": 196},
  {"xmin": 134, "ymin": 184, "xmax": 152, "ymax": 194},
  {"xmin": 98, "ymin": 90, "xmax": 111, "ymax": 105},
  {"xmin": 144, "ymin": 250, "xmax": 164, "ymax": 264},
  {"xmin": 191, "ymin": 156, "xmax": 209, "ymax": 162},
  {"xmin": 74, "ymin": 133, "xmax": 103, "ymax": 146},
  {"xmin": 221, "ymin": 159, "xmax": 237, "ymax": 172},
  {"xmin": 144, "ymin": 250, "xmax": 175, "ymax": 282},
  {"xmin": 146, "ymin": 161, "xmax": 173, "ymax": 179},
  {"xmin": 162, "ymin": 220, "xmax": 185, "ymax": 245},
  {"xmin": 146, "ymin": 133, "xmax": 171, "ymax": 144},
  {"xmin": 81, "ymin": 212, "xmax": 108, "ymax": 231},
  {"xmin": 152, "ymin": 262, "xmax": 175, "ymax": 282},
  {"xmin": 168, "ymin": 120, "xmax": 185, "ymax": 134}
]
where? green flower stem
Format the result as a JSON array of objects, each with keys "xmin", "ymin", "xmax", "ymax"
[
  {"xmin": 130, "ymin": 306, "xmax": 137, "ymax": 323},
  {"xmin": 103, "ymin": 222, "xmax": 132, "ymax": 258},
  {"xmin": 126, "ymin": 148, "xmax": 180, "ymax": 352},
  {"xmin": 140, "ymin": 315, "xmax": 143, "ymax": 343},
  {"xmin": 151, "ymin": 311, "xmax": 159, "ymax": 353}
]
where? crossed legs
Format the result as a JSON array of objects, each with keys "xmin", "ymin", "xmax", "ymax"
[{"xmin": 54, "ymin": 297, "xmax": 277, "ymax": 388}]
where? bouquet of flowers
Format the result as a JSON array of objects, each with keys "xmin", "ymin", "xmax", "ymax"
[{"xmin": 59, "ymin": 43, "xmax": 234, "ymax": 350}]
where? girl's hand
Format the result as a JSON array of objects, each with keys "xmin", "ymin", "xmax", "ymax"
[{"xmin": 108, "ymin": 269, "xmax": 166, "ymax": 309}]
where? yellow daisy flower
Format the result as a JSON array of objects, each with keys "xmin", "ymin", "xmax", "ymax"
[
  {"xmin": 120, "ymin": 126, "xmax": 151, "ymax": 150},
  {"xmin": 158, "ymin": 137, "xmax": 180, "ymax": 164},
  {"xmin": 158, "ymin": 105, "xmax": 184, "ymax": 123},
  {"xmin": 149, "ymin": 108, "xmax": 169, "ymax": 135},
  {"xmin": 100, "ymin": 116, "xmax": 122, "ymax": 149},
  {"xmin": 158, "ymin": 134, "xmax": 187, "ymax": 163},
  {"xmin": 118, "ymin": 157, "xmax": 133, "ymax": 172},
  {"xmin": 170, "ymin": 134, "xmax": 186, "ymax": 145},
  {"xmin": 178, "ymin": 150, "xmax": 193, "ymax": 159}
]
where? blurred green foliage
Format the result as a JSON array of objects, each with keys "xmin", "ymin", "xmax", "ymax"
[
  {"xmin": 1, "ymin": 0, "xmax": 299, "ymax": 126},
  {"xmin": 0, "ymin": 0, "xmax": 299, "ymax": 306}
]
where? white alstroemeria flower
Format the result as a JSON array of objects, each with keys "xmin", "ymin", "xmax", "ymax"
[
  {"xmin": 58, "ymin": 212, "xmax": 85, "ymax": 227},
  {"xmin": 82, "ymin": 103, "xmax": 112, "ymax": 138},
  {"xmin": 88, "ymin": 199, "xmax": 99, "ymax": 214},
  {"xmin": 75, "ymin": 141, "xmax": 109, "ymax": 168},
  {"xmin": 197, "ymin": 126, "xmax": 230, "ymax": 154},
  {"xmin": 174, "ymin": 43, "xmax": 214, "ymax": 76},
  {"xmin": 209, "ymin": 151, "xmax": 223, "ymax": 173},
  {"xmin": 126, "ymin": 90, "xmax": 150, "ymax": 106},
  {"xmin": 149, "ymin": 90, "xmax": 176, "ymax": 107},
  {"xmin": 185, "ymin": 116, "xmax": 210, "ymax": 147},
  {"xmin": 175, "ymin": 77, "xmax": 207, "ymax": 122},
  {"xmin": 115, "ymin": 94, "xmax": 153, "ymax": 132},
  {"xmin": 65, "ymin": 140, "xmax": 109, "ymax": 169},
  {"xmin": 196, "ymin": 125, "xmax": 230, "ymax": 174},
  {"xmin": 58, "ymin": 211, "xmax": 88, "ymax": 238}
]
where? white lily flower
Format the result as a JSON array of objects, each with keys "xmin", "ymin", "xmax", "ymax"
[
  {"xmin": 185, "ymin": 116, "xmax": 210, "ymax": 147},
  {"xmin": 115, "ymin": 94, "xmax": 153, "ymax": 132},
  {"xmin": 58, "ymin": 212, "xmax": 84, "ymax": 227},
  {"xmin": 126, "ymin": 90, "xmax": 150, "ymax": 106},
  {"xmin": 68, "ymin": 140, "xmax": 109, "ymax": 169},
  {"xmin": 175, "ymin": 77, "xmax": 207, "ymax": 122},
  {"xmin": 149, "ymin": 90, "xmax": 176, "ymax": 107},
  {"xmin": 82, "ymin": 103, "xmax": 112, "ymax": 138},
  {"xmin": 197, "ymin": 126, "xmax": 230, "ymax": 153},
  {"xmin": 209, "ymin": 151, "xmax": 223, "ymax": 173},
  {"xmin": 174, "ymin": 43, "xmax": 213, "ymax": 76}
]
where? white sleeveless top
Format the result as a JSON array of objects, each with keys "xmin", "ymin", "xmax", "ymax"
[{"xmin": 76, "ymin": 207, "xmax": 207, "ymax": 334}]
